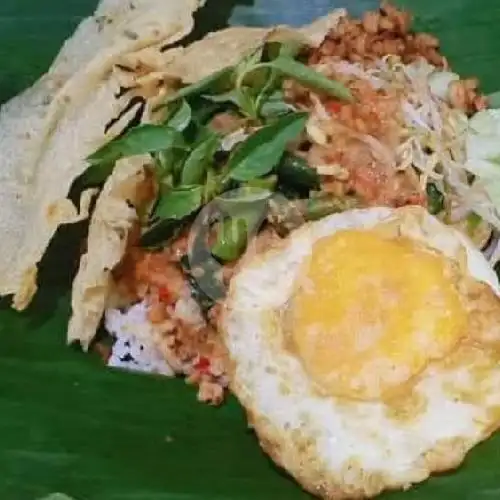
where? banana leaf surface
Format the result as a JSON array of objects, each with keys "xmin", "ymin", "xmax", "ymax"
[{"xmin": 1, "ymin": 1, "xmax": 500, "ymax": 499}]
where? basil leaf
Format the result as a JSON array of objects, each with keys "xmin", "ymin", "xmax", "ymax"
[
  {"xmin": 140, "ymin": 216, "xmax": 191, "ymax": 250},
  {"xmin": 181, "ymin": 134, "xmax": 220, "ymax": 186},
  {"xmin": 235, "ymin": 47, "xmax": 265, "ymax": 87},
  {"xmin": 262, "ymin": 40, "xmax": 304, "ymax": 61},
  {"xmin": 154, "ymin": 185, "xmax": 204, "ymax": 220},
  {"xmin": 279, "ymin": 40, "xmax": 305, "ymax": 59},
  {"xmin": 237, "ymin": 88, "xmax": 260, "ymax": 119},
  {"xmin": 235, "ymin": 47, "xmax": 276, "ymax": 98},
  {"xmin": 268, "ymin": 57, "xmax": 353, "ymax": 102},
  {"xmin": 203, "ymin": 89, "xmax": 243, "ymax": 106},
  {"xmin": 163, "ymin": 99, "xmax": 192, "ymax": 131},
  {"xmin": 169, "ymin": 66, "xmax": 234, "ymax": 102},
  {"xmin": 253, "ymin": 68, "xmax": 283, "ymax": 117},
  {"xmin": 259, "ymin": 90, "xmax": 295, "ymax": 119},
  {"xmin": 190, "ymin": 99, "xmax": 223, "ymax": 127},
  {"xmin": 240, "ymin": 67, "xmax": 273, "ymax": 94},
  {"xmin": 194, "ymin": 124, "xmax": 221, "ymax": 145},
  {"xmin": 155, "ymin": 147, "xmax": 189, "ymax": 182},
  {"xmin": 204, "ymin": 87, "xmax": 257, "ymax": 118},
  {"xmin": 245, "ymin": 175, "xmax": 278, "ymax": 191},
  {"xmin": 227, "ymin": 112, "xmax": 308, "ymax": 182},
  {"xmin": 260, "ymin": 99, "xmax": 294, "ymax": 118},
  {"xmin": 87, "ymin": 124, "xmax": 184, "ymax": 165}
]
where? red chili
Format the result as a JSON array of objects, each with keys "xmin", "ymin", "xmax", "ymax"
[
  {"xmin": 158, "ymin": 286, "xmax": 171, "ymax": 303},
  {"xmin": 194, "ymin": 356, "xmax": 211, "ymax": 374},
  {"xmin": 325, "ymin": 99, "xmax": 343, "ymax": 114}
]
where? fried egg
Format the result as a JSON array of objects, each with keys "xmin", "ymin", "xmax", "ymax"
[{"xmin": 220, "ymin": 206, "xmax": 500, "ymax": 499}]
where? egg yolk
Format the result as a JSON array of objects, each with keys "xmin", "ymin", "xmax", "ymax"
[{"xmin": 289, "ymin": 229, "xmax": 467, "ymax": 400}]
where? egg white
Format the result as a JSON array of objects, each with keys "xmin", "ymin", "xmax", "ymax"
[{"xmin": 221, "ymin": 206, "xmax": 500, "ymax": 499}]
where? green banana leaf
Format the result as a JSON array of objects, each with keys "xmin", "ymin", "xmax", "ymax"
[{"xmin": 2, "ymin": 1, "xmax": 500, "ymax": 499}]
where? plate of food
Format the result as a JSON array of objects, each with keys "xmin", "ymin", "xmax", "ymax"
[{"xmin": 2, "ymin": 1, "xmax": 500, "ymax": 499}]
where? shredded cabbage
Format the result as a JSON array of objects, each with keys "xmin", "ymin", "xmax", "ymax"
[
  {"xmin": 428, "ymin": 71, "xmax": 459, "ymax": 101},
  {"xmin": 465, "ymin": 109, "xmax": 500, "ymax": 243},
  {"xmin": 320, "ymin": 58, "xmax": 500, "ymax": 262}
]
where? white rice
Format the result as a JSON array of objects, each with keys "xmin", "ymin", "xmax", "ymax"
[
  {"xmin": 105, "ymin": 301, "xmax": 175, "ymax": 376},
  {"xmin": 105, "ymin": 293, "xmax": 207, "ymax": 377}
]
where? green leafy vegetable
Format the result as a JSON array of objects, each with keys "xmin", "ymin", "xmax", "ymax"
[
  {"xmin": 140, "ymin": 186, "xmax": 203, "ymax": 249},
  {"xmin": 245, "ymin": 175, "xmax": 278, "ymax": 191},
  {"xmin": 259, "ymin": 90, "xmax": 295, "ymax": 118},
  {"xmin": 154, "ymin": 148, "xmax": 188, "ymax": 181},
  {"xmin": 426, "ymin": 182, "xmax": 445, "ymax": 215},
  {"xmin": 235, "ymin": 46, "xmax": 274, "ymax": 89},
  {"xmin": 251, "ymin": 66, "xmax": 285, "ymax": 119},
  {"xmin": 163, "ymin": 99, "xmax": 192, "ymax": 131},
  {"xmin": 189, "ymin": 99, "xmax": 223, "ymax": 128},
  {"xmin": 168, "ymin": 66, "xmax": 234, "ymax": 102},
  {"xmin": 203, "ymin": 89, "xmax": 244, "ymax": 107},
  {"xmin": 204, "ymin": 87, "xmax": 258, "ymax": 119},
  {"xmin": 154, "ymin": 185, "xmax": 204, "ymax": 220},
  {"xmin": 180, "ymin": 134, "xmax": 221, "ymax": 185},
  {"xmin": 163, "ymin": 40, "xmax": 350, "ymax": 128},
  {"xmin": 226, "ymin": 112, "xmax": 308, "ymax": 182},
  {"xmin": 262, "ymin": 40, "xmax": 304, "ymax": 61},
  {"xmin": 192, "ymin": 123, "xmax": 220, "ymax": 146},
  {"xmin": 234, "ymin": 88, "xmax": 259, "ymax": 120},
  {"xmin": 140, "ymin": 216, "xmax": 191, "ymax": 249},
  {"xmin": 267, "ymin": 56, "xmax": 354, "ymax": 102},
  {"xmin": 197, "ymin": 40, "xmax": 350, "ymax": 123},
  {"xmin": 233, "ymin": 45, "xmax": 352, "ymax": 104},
  {"xmin": 212, "ymin": 46, "xmax": 285, "ymax": 120},
  {"xmin": 234, "ymin": 47, "xmax": 265, "ymax": 89},
  {"xmin": 87, "ymin": 124, "xmax": 184, "ymax": 165}
]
